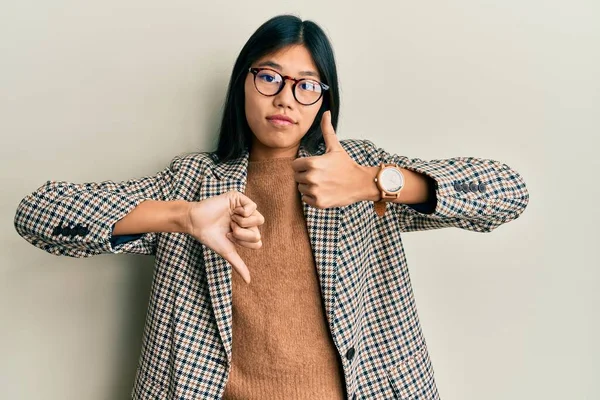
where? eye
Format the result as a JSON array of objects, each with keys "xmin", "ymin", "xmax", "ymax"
[
  {"xmin": 299, "ymin": 80, "xmax": 321, "ymax": 92},
  {"xmin": 257, "ymin": 71, "xmax": 281, "ymax": 83}
]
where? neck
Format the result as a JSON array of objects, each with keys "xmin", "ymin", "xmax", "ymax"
[{"xmin": 249, "ymin": 140, "xmax": 300, "ymax": 161}]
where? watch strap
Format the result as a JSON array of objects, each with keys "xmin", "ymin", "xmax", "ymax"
[{"xmin": 374, "ymin": 200, "xmax": 386, "ymax": 217}]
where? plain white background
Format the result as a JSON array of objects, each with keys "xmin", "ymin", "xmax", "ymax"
[{"xmin": 1, "ymin": 1, "xmax": 598, "ymax": 399}]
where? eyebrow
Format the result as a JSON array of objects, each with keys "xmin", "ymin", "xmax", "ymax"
[{"xmin": 256, "ymin": 61, "xmax": 320, "ymax": 79}]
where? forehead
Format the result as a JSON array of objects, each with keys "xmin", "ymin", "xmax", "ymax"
[{"xmin": 255, "ymin": 45, "xmax": 319, "ymax": 78}]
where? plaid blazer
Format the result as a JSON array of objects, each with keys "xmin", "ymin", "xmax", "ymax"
[{"xmin": 14, "ymin": 139, "xmax": 529, "ymax": 399}]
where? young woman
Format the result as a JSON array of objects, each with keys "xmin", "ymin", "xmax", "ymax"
[{"xmin": 14, "ymin": 14, "xmax": 529, "ymax": 400}]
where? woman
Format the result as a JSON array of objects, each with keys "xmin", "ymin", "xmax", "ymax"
[{"xmin": 14, "ymin": 14, "xmax": 529, "ymax": 400}]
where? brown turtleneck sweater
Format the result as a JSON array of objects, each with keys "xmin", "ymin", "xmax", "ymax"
[{"xmin": 222, "ymin": 157, "xmax": 346, "ymax": 400}]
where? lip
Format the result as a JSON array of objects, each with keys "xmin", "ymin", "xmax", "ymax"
[{"xmin": 266, "ymin": 114, "xmax": 295, "ymax": 124}]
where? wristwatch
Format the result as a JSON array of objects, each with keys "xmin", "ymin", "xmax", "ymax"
[{"xmin": 373, "ymin": 163, "xmax": 405, "ymax": 216}]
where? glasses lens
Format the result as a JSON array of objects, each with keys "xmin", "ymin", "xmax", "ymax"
[
  {"xmin": 295, "ymin": 79, "xmax": 323, "ymax": 105},
  {"xmin": 254, "ymin": 70, "xmax": 283, "ymax": 95}
]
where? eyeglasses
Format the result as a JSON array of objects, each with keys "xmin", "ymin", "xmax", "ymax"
[{"xmin": 248, "ymin": 67, "xmax": 330, "ymax": 106}]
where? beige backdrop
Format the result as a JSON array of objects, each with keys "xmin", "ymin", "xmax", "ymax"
[{"xmin": 1, "ymin": 1, "xmax": 598, "ymax": 399}]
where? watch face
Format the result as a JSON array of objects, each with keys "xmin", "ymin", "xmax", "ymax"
[{"xmin": 381, "ymin": 168, "xmax": 404, "ymax": 192}]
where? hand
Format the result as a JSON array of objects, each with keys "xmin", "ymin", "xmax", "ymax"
[
  {"xmin": 292, "ymin": 110, "xmax": 369, "ymax": 208},
  {"xmin": 186, "ymin": 191, "xmax": 265, "ymax": 284}
]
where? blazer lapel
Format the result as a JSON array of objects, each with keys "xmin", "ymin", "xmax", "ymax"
[
  {"xmin": 198, "ymin": 149, "xmax": 249, "ymax": 363},
  {"xmin": 297, "ymin": 144, "xmax": 342, "ymax": 336}
]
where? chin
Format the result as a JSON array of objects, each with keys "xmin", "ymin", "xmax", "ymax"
[
  {"xmin": 255, "ymin": 131, "xmax": 302, "ymax": 149},
  {"xmin": 260, "ymin": 136, "xmax": 296, "ymax": 148}
]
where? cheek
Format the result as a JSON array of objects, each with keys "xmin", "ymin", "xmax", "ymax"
[
  {"xmin": 244, "ymin": 82, "xmax": 263, "ymax": 127},
  {"xmin": 299, "ymin": 105, "xmax": 321, "ymax": 133}
]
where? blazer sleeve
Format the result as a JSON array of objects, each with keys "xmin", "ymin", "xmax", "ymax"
[
  {"xmin": 361, "ymin": 139, "xmax": 529, "ymax": 233},
  {"xmin": 13, "ymin": 156, "xmax": 182, "ymax": 258}
]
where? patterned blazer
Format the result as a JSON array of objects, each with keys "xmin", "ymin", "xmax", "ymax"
[{"xmin": 14, "ymin": 139, "xmax": 529, "ymax": 399}]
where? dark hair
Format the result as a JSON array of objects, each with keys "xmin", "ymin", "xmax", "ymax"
[{"xmin": 213, "ymin": 14, "xmax": 340, "ymax": 162}]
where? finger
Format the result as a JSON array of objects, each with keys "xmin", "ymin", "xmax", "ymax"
[
  {"xmin": 291, "ymin": 157, "xmax": 313, "ymax": 172},
  {"xmin": 235, "ymin": 194, "xmax": 258, "ymax": 217},
  {"xmin": 231, "ymin": 212, "xmax": 265, "ymax": 228},
  {"xmin": 300, "ymin": 193, "xmax": 317, "ymax": 207},
  {"xmin": 231, "ymin": 223, "xmax": 261, "ymax": 243},
  {"xmin": 294, "ymin": 171, "xmax": 311, "ymax": 184},
  {"xmin": 231, "ymin": 221, "xmax": 261, "ymax": 242},
  {"xmin": 255, "ymin": 210, "xmax": 265, "ymax": 225},
  {"xmin": 234, "ymin": 209, "xmax": 265, "ymax": 223},
  {"xmin": 220, "ymin": 247, "xmax": 251, "ymax": 284},
  {"xmin": 227, "ymin": 233, "xmax": 263, "ymax": 250},
  {"xmin": 297, "ymin": 183, "xmax": 313, "ymax": 196},
  {"xmin": 321, "ymin": 110, "xmax": 342, "ymax": 153}
]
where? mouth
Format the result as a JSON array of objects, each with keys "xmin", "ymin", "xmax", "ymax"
[{"xmin": 266, "ymin": 114, "xmax": 295, "ymax": 126}]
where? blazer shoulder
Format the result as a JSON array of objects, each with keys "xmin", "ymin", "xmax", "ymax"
[
  {"xmin": 169, "ymin": 151, "xmax": 217, "ymax": 174},
  {"xmin": 340, "ymin": 138, "xmax": 380, "ymax": 165}
]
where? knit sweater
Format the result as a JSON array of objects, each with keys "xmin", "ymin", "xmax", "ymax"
[{"xmin": 222, "ymin": 156, "xmax": 346, "ymax": 400}]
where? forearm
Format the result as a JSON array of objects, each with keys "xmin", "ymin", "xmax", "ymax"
[
  {"xmin": 112, "ymin": 199, "xmax": 191, "ymax": 236},
  {"xmin": 358, "ymin": 166, "xmax": 431, "ymax": 204},
  {"xmin": 356, "ymin": 139, "xmax": 529, "ymax": 232}
]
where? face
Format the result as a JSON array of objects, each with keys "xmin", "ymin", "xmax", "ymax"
[{"xmin": 244, "ymin": 44, "xmax": 324, "ymax": 160}]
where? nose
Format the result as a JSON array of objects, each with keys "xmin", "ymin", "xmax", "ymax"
[{"xmin": 272, "ymin": 78, "xmax": 296, "ymax": 109}]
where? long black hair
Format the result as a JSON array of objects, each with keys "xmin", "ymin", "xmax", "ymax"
[{"xmin": 213, "ymin": 14, "xmax": 340, "ymax": 162}]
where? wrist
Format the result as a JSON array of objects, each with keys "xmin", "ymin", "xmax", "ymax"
[
  {"xmin": 357, "ymin": 165, "xmax": 381, "ymax": 202},
  {"xmin": 172, "ymin": 200, "xmax": 193, "ymax": 235},
  {"xmin": 397, "ymin": 168, "xmax": 430, "ymax": 204}
]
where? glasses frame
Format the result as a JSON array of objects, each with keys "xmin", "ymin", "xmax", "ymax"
[{"xmin": 248, "ymin": 67, "xmax": 330, "ymax": 106}]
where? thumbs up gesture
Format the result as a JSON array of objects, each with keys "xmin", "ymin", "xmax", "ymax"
[{"xmin": 292, "ymin": 111, "xmax": 369, "ymax": 209}]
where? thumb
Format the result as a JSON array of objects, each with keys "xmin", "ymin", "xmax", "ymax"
[
  {"xmin": 222, "ymin": 247, "xmax": 251, "ymax": 284},
  {"xmin": 233, "ymin": 193, "xmax": 257, "ymax": 217},
  {"xmin": 321, "ymin": 110, "xmax": 342, "ymax": 152}
]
